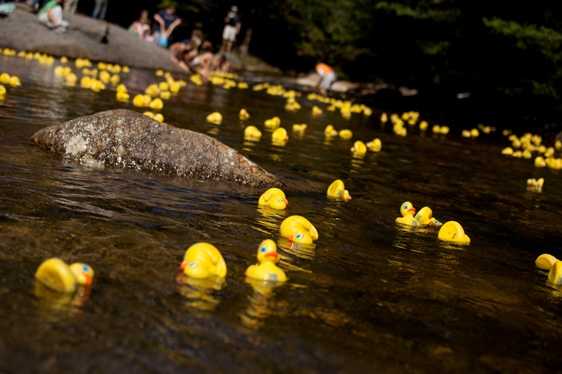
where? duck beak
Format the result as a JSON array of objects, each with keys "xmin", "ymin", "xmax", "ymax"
[
  {"xmin": 285, "ymin": 198, "xmax": 288, "ymax": 205},
  {"xmin": 408, "ymin": 208, "xmax": 416, "ymax": 214},
  {"xmin": 265, "ymin": 252, "xmax": 279, "ymax": 259},
  {"xmin": 84, "ymin": 275, "xmax": 93, "ymax": 286},
  {"xmin": 180, "ymin": 260, "xmax": 187, "ymax": 271},
  {"xmin": 288, "ymin": 235, "xmax": 294, "ymax": 242}
]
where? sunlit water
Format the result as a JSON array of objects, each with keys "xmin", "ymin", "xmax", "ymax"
[{"xmin": 1, "ymin": 56, "xmax": 562, "ymax": 372}]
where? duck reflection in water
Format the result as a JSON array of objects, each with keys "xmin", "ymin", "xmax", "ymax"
[
  {"xmin": 176, "ymin": 274, "xmax": 225, "ymax": 312},
  {"xmin": 240, "ymin": 278, "xmax": 287, "ymax": 330},
  {"xmin": 34, "ymin": 282, "xmax": 92, "ymax": 320}
]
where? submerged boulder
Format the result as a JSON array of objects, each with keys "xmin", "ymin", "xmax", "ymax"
[{"xmin": 31, "ymin": 110, "xmax": 280, "ymax": 187}]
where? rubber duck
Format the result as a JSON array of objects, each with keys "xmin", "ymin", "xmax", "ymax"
[
  {"xmin": 419, "ymin": 121, "xmax": 429, "ymax": 131},
  {"xmin": 471, "ymin": 129, "xmax": 480, "ymax": 138},
  {"xmin": 272, "ymin": 128, "xmax": 289, "ymax": 146},
  {"xmin": 149, "ymin": 98, "xmax": 164, "ymax": 111},
  {"xmin": 327, "ymin": 179, "xmax": 351, "ymax": 201},
  {"xmin": 8, "ymin": 75, "xmax": 21, "ymax": 87},
  {"xmin": 414, "ymin": 206, "xmax": 442, "ymax": 227},
  {"xmin": 133, "ymin": 94, "xmax": 150, "ymax": 107},
  {"xmin": 438, "ymin": 221, "xmax": 471, "ymax": 245},
  {"xmin": 292, "ymin": 123, "xmax": 307, "ymax": 135},
  {"xmin": 324, "ymin": 125, "xmax": 338, "ymax": 139},
  {"xmin": 35, "ymin": 258, "xmax": 94, "ymax": 293},
  {"xmin": 339, "ymin": 129, "xmax": 353, "ymax": 140},
  {"xmin": 0, "ymin": 84, "xmax": 5, "ymax": 98},
  {"xmin": 312, "ymin": 106, "xmax": 323, "ymax": 117},
  {"xmin": 160, "ymin": 91, "xmax": 171, "ymax": 100},
  {"xmin": 206, "ymin": 112, "xmax": 223, "ymax": 125},
  {"xmin": 239, "ymin": 108, "xmax": 250, "ymax": 120},
  {"xmin": 527, "ymin": 178, "xmax": 544, "ymax": 192},
  {"xmin": 535, "ymin": 254, "xmax": 558, "ymax": 271},
  {"xmin": 535, "ymin": 157, "xmax": 546, "ymax": 168},
  {"xmin": 351, "ymin": 141, "xmax": 367, "ymax": 158},
  {"xmin": 280, "ymin": 215, "xmax": 319, "ymax": 244},
  {"xmin": 367, "ymin": 138, "xmax": 382, "ymax": 152},
  {"xmin": 245, "ymin": 240, "xmax": 287, "ymax": 282},
  {"xmin": 264, "ymin": 116, "xmax": 281, "ymax": 130},
  {"xmin": 65, "ymin": 73, "xmax": 77, "ymax": 86},
  {"xmin": 143, "ymin": 111, "xmax": 164, "ymax": 123},
  {"xmin": 501, "ymin": 147, "xmax": 514, "ymax": 156},
  {"xmin": 258, "ymin": 188, "xmax": 288, "ymax": 210},
  {"xmin": 548, "ymin": 261, "xmax": 562, "ymax": 285},
  {"xmin": 395, "ymin": 201, "xmax": 417, "ymax": 226},
  {"xmin": 180, "ymin": 242, "xmax": 227, "ymax": 279},
  {"xmin": 116, "ymin": 91, "xmax": 129, "ymax": 102},
  {"xmin": 244, "ymin": 126, "xmax": 262, "ymax": 141}
]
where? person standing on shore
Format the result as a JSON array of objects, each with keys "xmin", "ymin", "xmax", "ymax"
[
  {"xmin": 91, "ymin": 0, "xmax": 107, "ymax": 20},
  {"xmin": 64, "ymin": 0, "xmax": 78, "ymax": 14},
  {"xmin": 37, "ymin": 0, "xmax": 68, "ymax": 32},
  {"xmin": 221, "ymin": 6, "xmax": 240, "ymax": 53},
  {"xmin": 315, "ymin": 62, "xmax": 336, "ymax": 94},
  {"xmin": 154, "ymin": 4, "xmax": 182, "ymax": 48}
]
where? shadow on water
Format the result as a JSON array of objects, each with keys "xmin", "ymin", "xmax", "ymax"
[{"xmin": 1, "ymin": 56, "xmax": 562, "ymax": 372}]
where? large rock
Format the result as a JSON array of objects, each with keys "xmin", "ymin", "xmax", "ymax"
[
  {"xmin": 31, "ymin": 110, "xmax": 280, "ymax": 187},
  {"xmin": 0, "ymin": 7, "xmax": 182, "ymax": 71}
]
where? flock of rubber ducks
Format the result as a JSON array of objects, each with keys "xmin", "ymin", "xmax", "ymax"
[{"xmin": 2, "ymin": 47, "xmax": 561, "ymax": 296}]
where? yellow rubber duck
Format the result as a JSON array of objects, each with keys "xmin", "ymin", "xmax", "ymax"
[
  {"xmin": 116, "ymin": 91, "xmax": 129, "ymax": 102},
  {"xmin": 245, "ymin": 240, "xmax": 287, "ymax": 282},
  {"xmin": 351, "ymin": 140, "xmax": 367, "ymax": 158},
  {"xmin": 35, "ymin": 258, "xmax": 95, "ymax": 293},
  {"xmin": 419, "ymin": 121, "xmax": 429, "ymax": 131},
  {"xmin": 239, "ymin": 108, "xmax": 250, "ymax": 120},
  {"xmin": 526, "ymin": 178, "xmax": 544, "ymax": 192},
  {"xmin": 244, "ymin": 126, "xmax": 262, "ymax": 141},
  {"xmin": 414, "ymin": 206, "xmax": 442, "ymax": 227},
  {"xmin": 258, "ymin": 187, "xmax": 288, "ymax": 210},
  {"xmin": 395, "ymin": 201, "xmax": 417, "ymax": 226},
  {"xmin": 280, "ymin": 215, "xmax": 319, "ymax": 244},
  {"xmin": 324, "ymin": 125, "xmax": 338, "ymax": 139},
  {"xmin": 133, "ymin": 94, "xmax": 151, "ymax": 107},
  {"xmin": 149, "ymin": 98, "xmax": 164, "ymax": 111},
  {"xmin": 272, "ymin": 128, "xmax": 289, "ymax": 146},
  {"xmin": 339, "ymin": 129, "xmax": 353, "ymax": 140},
  {"xmin": 180, "ymin": 242, "xmax": 227, "ymax": 279},
  {"xmin": 160, "ymin": 91, "xmax": 171, "ymax": 100},
  {"xmin": 548, "ymin": 261, "xmax": 562, "ymax": 285},
  {"xmin": 367, "ymin": 138, "xmax": 382, "ymax": 152},
  {"xmin": 292, "ymin": 123, "xmax": 307, "ymax": 135},
  {"xmin": 535, "ymin": 254, "xmax": 558, "ymax": 271},
  {"xmin": 0, "ymin": 84, "xmax": 6, "ymax": 98},
  {"xmin": 206, "ymin": 112, "xmax": 223, "ymax": 125},
  {"xmin": 264, "ymin": 116, "xmax": 281, "ymax": 130},
  {"xmin": 438, "ymin": 221, "xmax": 471, "ymax": 245},
  {"xmin": 327, "ymin": 179, "xmax": 351, "ymax": 201},
  {"xmin": 312, "ymin": 106, "xmax": 323, "ymax": 117},
  {"xmin": 535, "ymin": 157, "xmax": 546, "ymax": 168},
  {"xmin": 501, "ymin": 147, "xmax": 514, "ymax": 156}
]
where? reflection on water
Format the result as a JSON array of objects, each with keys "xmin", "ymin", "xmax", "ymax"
[{"xmin": 2, "ymin": 56, "xmax": 562, "ymax": 372}]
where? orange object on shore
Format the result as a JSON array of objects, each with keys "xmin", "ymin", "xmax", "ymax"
[{"xmin": 316, "ymin": 63, "xmax": 334, "ymax": 76}]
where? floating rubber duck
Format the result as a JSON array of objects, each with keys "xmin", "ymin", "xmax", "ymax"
[
  {"xmin": 160, "ymin": 91, "xmax": 171, "ymax": 100},
  {"xmin": 414, "ymin": 206, "xmax": 442, "ymax": 227},
  {"xmin": 143, "ymin": 111, "xmax": 164, "ymax": 123},
  {"xmin": 258, "ymin": 188, "xmax": 288, "ymax": 210},
  {"xmin": 395, "ymin": 201, "xmax": 417, "ymax": 226},
  {"xmin": 312, "ymin": 106, "xmax": 323, "ymax": 117},
  {"xmin": 526, "ymin": 178, "xmax": 544, "ymax": 193},
  {"xmin": 438, "ymin": 221, "xmax": 471, "ymax": 245},
  {"xmin": 206, "ymin": 112, "xmax": 222, "ymax": 125},
  {"xmin": 351, "ymin": 140, "xmax": 367, "ymax": 158},
  {"xmin": 292, "ymin": 123, "xmax": 307, "ymax": 135},
  {"xmin": 272, "ymin": 128, "xmax": 289, "ymax": 146},
  {"xmin": 149, "ymin": 98, "xmax": 164, "ymax": 111},
  {"xmin": 0, "ymin": 84, "xmax": 5, "ymax": 99},
  {"xmin": 264, "ymin": 116, "xmax": 281, "ymax": 130},
  {"xmin": 65, "ymin": 73, "xmax": 77, "ymax": 86},
  {"xmin": 535, "ymin": 157, "xmax": 546, "ymax": 168},
  {"xmin": 324, "ymin": 125, "xmax": 338, "ymax": 139},
  {"xmin": 327, "ymin": 179, "xmax": 351, "ymax": 201},
  {"xmin": 133, "ymin": 94, "xmax": 150, "ymax": 107},
  {"xmin": 419, "ymin": 121, "xmax": 429, "ymax": 131},
  {"xmin": 339, "ymin": 129, "xmax": 353, "ymax": 140},
  {"xmin": 548, "ymin": 261, "xmax": 562, "ymax": 285},
  {"xmin": 244, "ymin": 126, "xmax": 262, "ymax": 141},
  {"xmin": 180, "ymin": 242, "xmax": 227, "ymax": 279},
  {"xmin": 535, "ymin": 254, "xmax": 558, "ymax": 271},
  {"xmin": 239, "ymin": 108, "xmax": 250, "ymax": 120},
  {"xmin": 35, "ymin": 258, "xmax": 94, "ymax": 293},
  {"xmin": 116, "ymin": 91, "xmax": 129, "ymax": 102},
  {"xmin": 367, "ymin": 138, "xmax": 382, "ymax": 152},
  {"xmin": 501, "ymin": 147, "xmax": 514, "ymax": 156},
  {"xmin": 280, "ymin": 215, "xmax": 319, "ymax": 244},
  {"xmin": 245, "ymin": 240, "xmax": 287, "ymax": 282}
]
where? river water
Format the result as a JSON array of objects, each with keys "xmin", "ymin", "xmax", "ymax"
[{"xmin": 1, "ymin": 56, "xmax": 562, "ymax": 373}]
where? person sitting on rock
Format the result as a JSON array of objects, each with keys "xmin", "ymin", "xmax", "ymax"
[
  {"xmin": 129, "ymin": 10, "xmax": 153, "ymax": 42},
  {"xmin": 37, "ymin": 0, "xmax": 68, "ymax": 32},
  {"xmin": 315, "ymin": 62, "xmax": 336, "ymax": 94},
  {"xmin": 154, "ymin": 3, "xmax": 182, "ymax": 48},
  {"xmin": 191, "ymin": 41, "xmax": 214, "ymax": 82},
  {"xmin": 170, "ymin": 39, "xmax": 198, "ymax": 71}
]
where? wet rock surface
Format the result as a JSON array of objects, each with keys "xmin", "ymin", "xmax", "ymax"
[{"xmin": 31, "ymin": 109, "xmax": 280, "ymax": 187}]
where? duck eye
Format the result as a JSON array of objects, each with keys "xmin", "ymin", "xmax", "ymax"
[
  {"xmin": 296, "ymin": 233, "xmax": 303, "ymax": 239},
  {"xmin": 82, "ymin": 265, "xmax": 89, "ymax": 272},
  {"xmin": 260, "ymin": 247, "xmax": 267, "ymax": 252}
]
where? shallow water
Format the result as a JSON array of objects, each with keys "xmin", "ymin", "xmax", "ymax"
[{"xmin": 1, "ymin": 56, "xmax": 562, "ymax": 373}]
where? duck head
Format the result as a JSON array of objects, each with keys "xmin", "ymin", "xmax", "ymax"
[
  {"xmin": 258, "ymin": 187, "xmax": 288, "ymax": 210},
  {"xmin": 280, "ymin": 215, "xmax": 319, "ymax": 244},
  {"xmin": 256, "ymin": 239, "xmax": 280, "ymax": 264},
  {"xmin": 69, "ymin": 263, "xmax": 95, "ymax": 286},
  {"xmin": 327, "ymin": 179, "xmax": 351, "ymax": 201},
  {"xmin": 180, "ymin": 242, "xmax": 227, "ymax": 278},
  {"xmin": 400, "ymin": 201, "xmax": 416, "ymax": 217}
]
